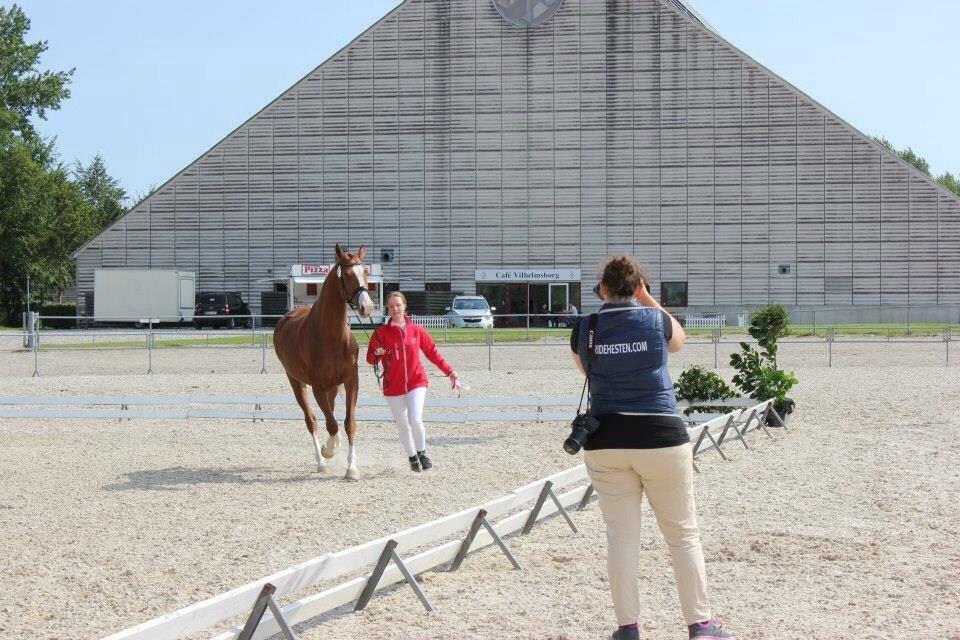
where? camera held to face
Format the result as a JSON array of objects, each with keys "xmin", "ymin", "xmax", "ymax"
[{"xmin": 564, "ymin": 413, "xmax": 601, "ymax": 455}]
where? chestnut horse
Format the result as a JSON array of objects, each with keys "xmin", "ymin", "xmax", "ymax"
[{"xmin": 273, "ymin": 244, "xmax": 374, "ymax": 480}]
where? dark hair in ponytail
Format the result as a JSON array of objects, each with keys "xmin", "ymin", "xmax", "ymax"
[{"xmin": 600, "ymin": 255, "xmax": 649, "ymax": 300}]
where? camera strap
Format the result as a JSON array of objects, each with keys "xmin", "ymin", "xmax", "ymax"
[{"xmin": 577, "ymin": 313, "xmax": 599, "ymax": 415}]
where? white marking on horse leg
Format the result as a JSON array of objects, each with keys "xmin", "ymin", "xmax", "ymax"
[
  {"xmin": 344, "ymin": 443, "xmax": 359, "ymax": 481},
  {"xmin": 321, "ymin": 431, "xmax": 340, "ymax": 459},
  {"xmin": 311, "ymin": 430, "xmax": 326, "ymax": 473}
]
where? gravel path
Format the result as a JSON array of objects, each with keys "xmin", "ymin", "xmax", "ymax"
[{"xmin": 0, "ymin": 344, "xmax": 957, "ymax": 639}]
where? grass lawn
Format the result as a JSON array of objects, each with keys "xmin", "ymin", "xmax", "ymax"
[
  {"xmin": 29, "ymin": 321, "xmax": 958, "ymax": 350},
  {"xmin": 785, "ymin": 323, "xmax": 959, "ymax": 337}
]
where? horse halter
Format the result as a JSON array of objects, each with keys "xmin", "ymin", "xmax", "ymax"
[{"xmin": 336, "ymin": 261, "xmax": 369, "ymax": 310}]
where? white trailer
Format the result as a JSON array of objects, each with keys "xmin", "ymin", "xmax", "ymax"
[
  {"xmin": 94, "ymin": 269, "xmax": 196, "ymax": 325},
  {"xmin": 289, "ymin": 263, "xmax": 384, "ymax": 325}
]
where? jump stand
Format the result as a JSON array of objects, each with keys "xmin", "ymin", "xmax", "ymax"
[
  {"xmin": 354, "ymin": 539, "xmax": 434, "ymax": 613},
  {"xmin": 522, "ymin": 480, "xmax": 578, "ymax": 535},
  {"xmin": 449, "ymin": 508, "xmax": 521, "ymax": 572},
  {"xmin": 237, "ymin": 583, "xmax": 298, "ymax": 640}
]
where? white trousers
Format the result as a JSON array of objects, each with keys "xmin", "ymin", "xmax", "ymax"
[{"xmin": 386, "ymin": 386, "xmax": 427, "ymax": 457}]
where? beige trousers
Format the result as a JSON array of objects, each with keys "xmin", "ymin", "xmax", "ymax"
[{"xmin": 584, "ymin": 444, "xmax": 711, "ymax": 626}]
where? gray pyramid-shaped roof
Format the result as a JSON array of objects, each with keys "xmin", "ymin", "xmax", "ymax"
[{"xmin": 73, "ymin": 0, "xmax": 960, "ymax": 309}]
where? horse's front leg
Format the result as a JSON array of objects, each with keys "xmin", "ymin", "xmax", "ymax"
[
  {"xmin": 343, "ymin": 368, "xmax": 360, "ymax": 481},
  {"xmin": 287, "ymin": 374, "xmax": 325, "ymax": 473},
  {"xmin": 313, "ymin": 386, "xmax": 341, "ymax": 460}
]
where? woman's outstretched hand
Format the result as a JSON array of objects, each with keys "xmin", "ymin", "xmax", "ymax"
[{"xmin": 449, "ymin": 371, "xmax": 469, "ymax": 397}]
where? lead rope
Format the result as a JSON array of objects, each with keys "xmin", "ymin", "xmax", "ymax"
[{"xmin": 352, "ymin": 310, "xmax": 385, "ymax": 390}]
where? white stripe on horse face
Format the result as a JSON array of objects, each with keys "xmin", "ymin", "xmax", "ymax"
[
  {"xmin": 353, "ymin": 265, "xmax": 374, "ymax": 316},
  {"xmin": 358, "ymin": 291, "xmax": 374, "ymax": 317}
]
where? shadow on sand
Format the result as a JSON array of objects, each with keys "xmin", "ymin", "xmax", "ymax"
[
  {"xmin": 362, "ymin": 434, "xmax": 506, "ymax": 446},
  {"xmin": 103, "ymin": 466, "xmax": 393, "ymax": 491}
]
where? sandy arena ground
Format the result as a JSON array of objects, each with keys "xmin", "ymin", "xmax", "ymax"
[{"xmin": 0, "ymin": 343, "xmax": 958, "ymax": 639}]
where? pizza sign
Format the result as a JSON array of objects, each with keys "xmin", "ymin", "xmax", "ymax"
[{"xmin": 300, "ymin": 264, "xmax": 332, "ymax": 276}]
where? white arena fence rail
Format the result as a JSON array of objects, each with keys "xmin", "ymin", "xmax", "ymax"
[
  {"xmin": 96, "ymin": 399, "xmax": 780, "ymax": 640},
  {"xmin": 0, "ymin": 394, "xmax": 583, "ymax": 423},
  {"xmin": 0, "ymin": 393, "xmax": 777, "ymax": 427}
]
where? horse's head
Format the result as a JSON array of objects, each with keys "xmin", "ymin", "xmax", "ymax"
[{"xmin": 334, "ymin": 243, "xmax": 374, "ymax": 318}]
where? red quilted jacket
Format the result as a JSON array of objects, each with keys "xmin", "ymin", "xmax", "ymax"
[{"xmin": 365, "ymin": 317, "xmax": 453, "ymax": 396}]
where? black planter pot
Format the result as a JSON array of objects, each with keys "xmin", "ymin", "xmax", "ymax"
[{"xmin": 768, "ymin": 397, "xmax": 795, "ymax": 426}]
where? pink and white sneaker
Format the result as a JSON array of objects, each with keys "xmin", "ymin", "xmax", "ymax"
[{"xmin": 688, "ymin": 616, "xmax": 734, "ymax": 639}]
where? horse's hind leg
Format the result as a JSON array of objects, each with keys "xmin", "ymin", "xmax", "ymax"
[
  {"xmin": 287, "ymin": 374, "xmax": 325, "ymax": 473},
  {"xmin": 313, "ymin": 386, "xmax": 341, "ymax": 460}
]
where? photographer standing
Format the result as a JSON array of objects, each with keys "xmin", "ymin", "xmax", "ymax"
[{"xmin": 570, "ymin": 256, "xmax": 734, "ymax": 640}]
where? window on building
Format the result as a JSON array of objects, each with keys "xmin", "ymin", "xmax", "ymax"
[
  {"xmin": 306, "ymin": 283, "xmax": 318, "ymax": 296},
  {"xmin": 425, "ymin": 282, "xmax": 451, "ymax": 292},
  {"xmin": 660, "ymin": 281, "xmax": 688, "ymax": 307}
]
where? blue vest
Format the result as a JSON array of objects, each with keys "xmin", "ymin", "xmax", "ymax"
[{"xmin": 577, "ymin": 302, "xmax": 677, "ymax": 416}]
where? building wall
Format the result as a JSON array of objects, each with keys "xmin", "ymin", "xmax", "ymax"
[{"xmin": 74, "ymin": 0, "xmax": 960, "ymax": 313}]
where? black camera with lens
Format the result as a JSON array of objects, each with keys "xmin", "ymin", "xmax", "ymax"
[{"xmin": 564, "ymin": 412, "xmax": 600, "ymax": 455}]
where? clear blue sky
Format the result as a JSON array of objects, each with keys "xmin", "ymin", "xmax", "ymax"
[{"xmin": 18, "ymin": 0, "xmax": 960, "ymax": 202}]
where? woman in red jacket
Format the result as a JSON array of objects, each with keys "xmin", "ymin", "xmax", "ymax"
[{"xmin": 366, "ymin": 291, "xmax": 461, "ymax": 472}]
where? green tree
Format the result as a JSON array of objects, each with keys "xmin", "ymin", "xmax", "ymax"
[
  {"xmin": 871, "ymin": 136, "xmax": 931, "ymax": 176},
  {"xmin": 873, "ymin": 135, "xmax": 960, "ymax": 197},
  {"xmin": 0, "ymin": 131, "xmax": 97, "ymax": 321},
  {"xmin": 896, "ymin": 148, "xmax": 930, "ymax": 176},
  {"xmin": 0, "ymin": 5, "xmax": 74, "ymax": 159},
  {"xmin": 0, "ymin": 4, "xmax": 99, "ymax": 323},
  {"xmin": 73, "ymin": 153, "xmax": 127, "ymax": 228},
  {"xmin": 937, "ymin": 171, "xmax": 960, "ymax": 197},
  {"xmin": 129, "ymin": 183, "xmax": 157, "ymax": 208}
]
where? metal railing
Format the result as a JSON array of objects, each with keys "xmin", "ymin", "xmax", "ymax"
[{"xmin": 4, "ymin": 310, "xmax": 956, "ymax": 377}]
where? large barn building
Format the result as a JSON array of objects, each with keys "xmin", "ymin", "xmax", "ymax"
[{"xmin": 72, "ymin": 0, "xmax": 960, "ymax": 321}]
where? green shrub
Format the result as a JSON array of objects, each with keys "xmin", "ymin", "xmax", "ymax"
[
  {"xmin": 675, "ymin": 364, "xmax": 736, "ymax": 402},
  {"xmin": 748, "ymin": 304, "xmax": 790, "ymax": 342},
  {"xmin": 729, "ymin": 347, "xmax": 798, "ymax": 406},
  {"xmin": 730, "ymin": 303, "xmax": 798, "ymax": 417},
  {"xmin": 674, "ymin": 364, "xmax": 737, "ymax": 414},
  {"xmin": 39, "ymin": 303, "xmax": 77, "ymax": 329}
]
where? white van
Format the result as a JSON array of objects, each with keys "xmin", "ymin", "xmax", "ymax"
[{"xmin": 446, "ymin": 295, "xmax": 495, "ymax": 328}]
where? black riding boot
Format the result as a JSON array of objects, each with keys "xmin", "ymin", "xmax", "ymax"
[
  {"xmin": 408, "ymin": 455, "xmax": 422, "ymax": 472},
  {"xmin": 417, "ymin": 450, "xmax": 433, "ymax": 470}
]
